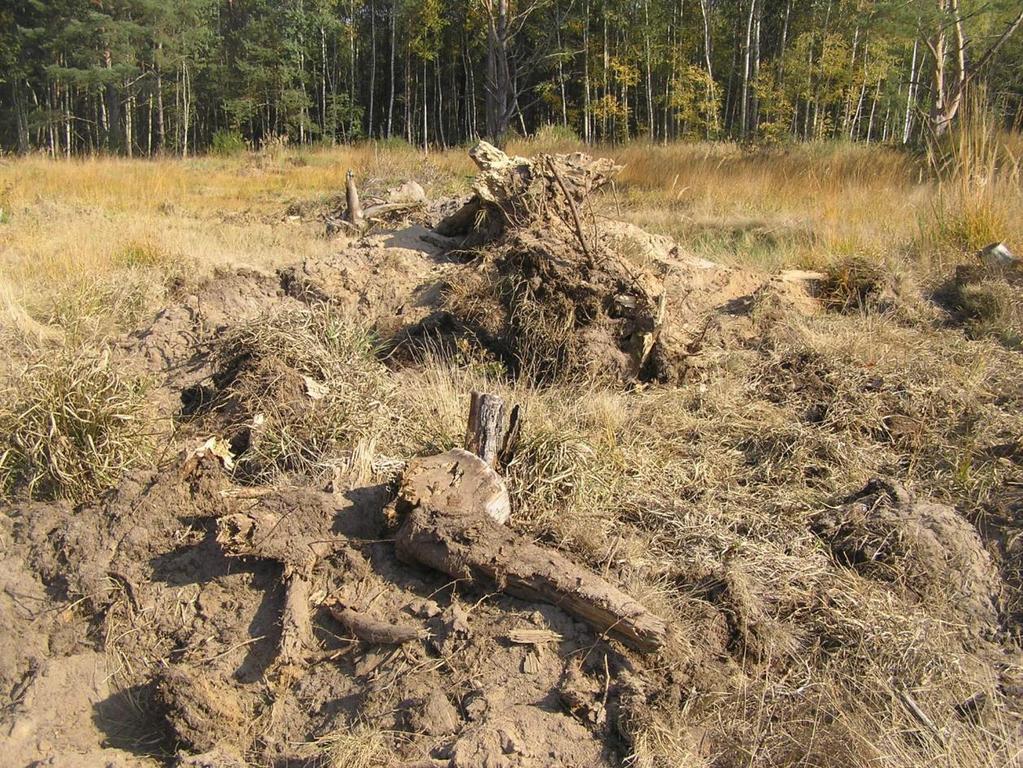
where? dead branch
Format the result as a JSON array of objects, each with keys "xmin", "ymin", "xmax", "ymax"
[
  {"xmin": 327, "ymin": 604, "xmax": 429, "ymax": 644},
  {"xmin": 276, "ymin": 572, "xmax": 314, "ymax": 676},
  {"xmin": 547, "ymin": 156, "xmax": 593, "ymax": 267},
  {"xmin": 215, "ymin": 492, "xmax": 349, "ymax": 684}
]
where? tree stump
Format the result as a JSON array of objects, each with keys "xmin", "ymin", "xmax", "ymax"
[
  {"xmin": 464, "ymin": 391, "xmax": 506, "ymax": 469},
  {"xmin": 345, "ymin": 169, "xmax": 365, "ymax": 228}
]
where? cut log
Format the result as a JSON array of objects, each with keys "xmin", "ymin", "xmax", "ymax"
[
  {"xmin": 464, "ymin": 391, "xmax": 506, "ymax": 469},
  {"xmin": 393, "ymin": 450, "xmax": 666, "ymax": 652}
]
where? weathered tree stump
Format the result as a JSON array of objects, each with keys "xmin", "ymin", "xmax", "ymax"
[
  {"xmin": 464, "ymin": 391, "xmax": 506, "ymax": 469},
  {"xmin": 345, "ymin": 169, "xmax": 365, "ymax": 228}
]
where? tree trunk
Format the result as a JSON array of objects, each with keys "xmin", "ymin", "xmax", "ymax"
[
  {"xmin": 903, "ymin": 36, "xmax": 919, "ymax": 144},
  {"xmin": 643, "ymin": 0, "xmax": 654, "ymax": 139},
  {"xmin": 369, "ymin": 0, "xmax": 377, "ymax": 137},
  {"xmin": 157, "ymin": 51, "xmax": 166, "ymax": 152},
  {"xmin": 104, "ymin": 48, "xmax": 122, "ymax": 153},
  {"xmin": 740, "ymin": 0, "xmax": 756, "ymax": 138},
  {"xmin": 387, "ymin": 2, "xmax": 396, "ymax": 138},
  {"xmin": 485, "ymin": 0, "xmax": 512, "ymax": 146},
  {"xmin": 583, "ymin": 0, "xmax": 591, "ymax": 142},
  {"xmin": 699, "ymin": 0, "xmax": 717, "ymax": 136}
]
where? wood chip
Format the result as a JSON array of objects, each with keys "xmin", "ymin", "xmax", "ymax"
[{"xmin": 507, "ymin": 628, "xmax": 562, "ymax": 645}]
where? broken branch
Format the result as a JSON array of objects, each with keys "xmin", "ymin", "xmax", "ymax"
[{"xmin": 327, "ymin": 604, "xmax": 429, "ymax": 644}]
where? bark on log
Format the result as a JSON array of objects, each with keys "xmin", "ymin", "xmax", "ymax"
[
  {"xmin": 464, "ymin": 391, "xmax": 506, "ymax": 469},
  {"xmin": 393, "ymin": 451, "xmax": 666, "ymax": 652}
]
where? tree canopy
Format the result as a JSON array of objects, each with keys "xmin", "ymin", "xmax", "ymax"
[{"xmin": 2, "ymin": 0, "xmax": 1022, "ymax": 155}]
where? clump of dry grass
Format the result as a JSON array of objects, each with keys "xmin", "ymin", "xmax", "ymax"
[
  {"xmin": 819, "ymin": 256, "xmax": 897, "ymax": 312},
  {"xmin": 316, "ymin": 722, "xmax": 391, "ymax": 768},
  {"xmin": 0, "ymin": 347, "xmax": 153, "ymax": 501},
  {"xmin": 922, "ymin": 92, "xmax": 1022, "ymax": 269},
  {"xmin": 198, "ymin": 304, "xmax": 394, "ymax": 483},
  {"xmin": 941, "ymin": 267, "xmax": 1023, "ymax": 348}
]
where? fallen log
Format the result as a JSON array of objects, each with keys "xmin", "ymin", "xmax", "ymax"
[{"xmin": 393, "ymin": 450, "xmax": 666, "ymax": 653}]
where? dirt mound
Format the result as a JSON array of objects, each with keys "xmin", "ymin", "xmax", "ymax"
[
  {"xmin": 813, "ymin": 478, "xmax": 1002, "ymax": 631},
  {"xmin": 3, "ymin": 448, "xmax": 677, "ymax": 766},
  {"xmin": 178, "ymin": 303, "xmax": 395, "ymax": 484},
  {"xmin": 279, "ymin": 225, "xmax": 454, "ymax": 328}
]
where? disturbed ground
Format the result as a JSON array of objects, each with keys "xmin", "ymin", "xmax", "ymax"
[{"xmin": 2, "ymin": 143, "xmax": 1023, "ymax": 768}]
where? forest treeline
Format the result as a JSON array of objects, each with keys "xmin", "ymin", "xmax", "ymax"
[{"xmin": 2, "ymin": 1, "xmax": 1022, "ymax": 157}]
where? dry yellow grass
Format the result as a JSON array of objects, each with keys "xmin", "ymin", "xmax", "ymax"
[{"xmin": 1, "ymin": 135, "xmax": 1019, "ymax": 343}]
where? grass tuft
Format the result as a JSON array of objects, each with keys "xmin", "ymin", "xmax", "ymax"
[
  {"xmin": 0, "ymin": 347, "xmax": 153, "ymax": 501},
  {"xmin": 196, "ymin": 304, "xmax": 394, "ymax": 483},
  {"xmin": 819, "ymin": 256, "xmax": 897, "ymax": 313}
]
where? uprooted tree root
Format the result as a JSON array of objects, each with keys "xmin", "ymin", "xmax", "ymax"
[{"xmin": 392, "ymin": 142, "xmax": 677, "ymax": 384}]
